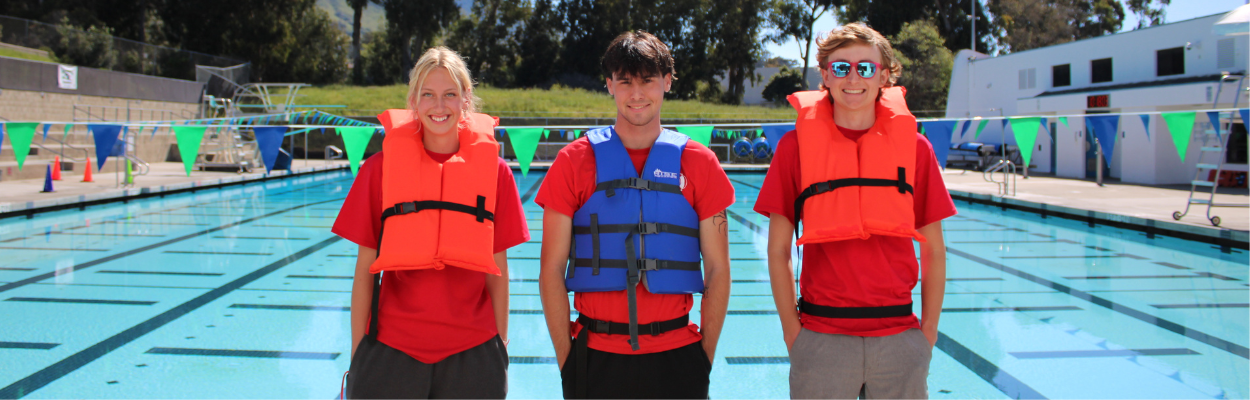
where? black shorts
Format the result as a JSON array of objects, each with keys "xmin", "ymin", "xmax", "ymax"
[
  {"xmin": 561, "ymin": 340, "xmax": 712, "ymax": 399},
  {"xmin": 347, "ymin": 335, "xmax": 508, "ymax": 399}
]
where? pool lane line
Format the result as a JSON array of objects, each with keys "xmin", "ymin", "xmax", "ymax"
[
  {"xmin": 0, "ymin": 246, "xmax": 109, "ymax": 252},
  {"xmin": 5, "ymin": 297, "xmax": 156, "ymax": 306},
  {"xmin": 0, "ymin": 342, "xmax": 59, "ymax": 350},
  {"xmin": 948, "ymin": 248, "xmax": 1250, "ymax": 360},
  {"xmin": 0, "ymin": 235, "xmax": 342, "ymax": 399},
  {"xmin": 1153, "ymin": 262, "xmax": 1192, "ymax": 270},
  {"xmin": 1152, "ymin": 303, "xmax": 1250, "ymax": 309},
  {"xmin": 228, "ymin": 304, "xmax": 349, "ymax": 311},
  {"xmin": 96, "ymin": 270, "xmax": 224, "ymax": 277},
  {"xmin": 728, "ymin": 178, "xmax": 761, "ymax": 190},
  {"xmin": 519, "ymin": 175, "xmax": 545, "ymax": 204},
  {"xmin": 145, "ymin": 347, "xmax": 339, "ymax": 360},
  {"xmin": 1064, "ymin": 272, "xmax": 1239, "ymax": 281},
  {"xmin": 0, "ymin": 197, "xmax": 346, "ymax": 295},
  {"xmin": 1008, "ymin": 348, "xmax": 1199, "ymax": 359},
  {"xmin": 998, "ymin": 254, "xmax": 1145, "ymax": 259}
]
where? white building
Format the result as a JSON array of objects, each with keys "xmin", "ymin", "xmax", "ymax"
[{"xmin": 945, "ymin": 7, "xmax": 1249, "ymax": 185}]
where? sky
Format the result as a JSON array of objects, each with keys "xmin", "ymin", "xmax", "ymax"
[{"xmin": 763, "ymin": 0, "xmax": 1249, "ymax": 67}]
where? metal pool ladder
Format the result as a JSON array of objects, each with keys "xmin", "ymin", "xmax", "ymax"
[
  {"xmin": 983, "ymin": 159, "xmax": 1016, "ymax": 196},
  {"xmin": 1173, "ymin": 73, "xmax": 1248, "ymax": 227}
]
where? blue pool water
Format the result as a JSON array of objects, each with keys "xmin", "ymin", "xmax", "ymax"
[{"xmin": 0, "ymin": 169, "xmax": 1246, "ymax": 399}]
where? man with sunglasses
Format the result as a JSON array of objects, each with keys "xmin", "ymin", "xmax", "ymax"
[{"xmin": 753, "ymin": 23, "xmax": 955, "ymax": 399}]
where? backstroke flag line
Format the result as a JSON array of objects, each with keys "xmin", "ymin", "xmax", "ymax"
[
  {"xmin": 920, "ymin": 120, "xmax": 958, "ymax": 168},
  {"xmin": 1161, "ymin": 112, "xmax": 1196, "ymax": 162},
  {"xmin": 506, "ymin": 127, "xmax": 544, "ymax": 177},
  {"xmin": 337, "ymin": 127, "xmax": 375, "ymax": 176},
  {"xmin": 172, "ymin": 125, "xmax": 208, "ymax": 176},
  {"xmin": 254, "ymin": 127, "xmax": 289, "ymax": 173},
  {"xmin": 676, "ymin": 126, "xmax": 714, "ymax": 147},
  {"xmin": 1008, "ymin": 117, "xmax": 1041, "ymax": 169}
]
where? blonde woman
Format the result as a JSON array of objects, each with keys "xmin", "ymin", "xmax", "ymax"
[{"xmin": 332, "ymin": 46, "xmax": 528, "ymax": 399}]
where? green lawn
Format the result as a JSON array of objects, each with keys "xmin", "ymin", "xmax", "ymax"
[
  {"xmin": 299, "ymin": 84, "xmax": 795, "ymax": 120},
  {"xmin": 0, "ymin": 47, "xmax": 54, "ymax": 63}
]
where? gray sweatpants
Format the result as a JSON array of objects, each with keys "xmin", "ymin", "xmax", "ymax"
[{"xmin": 789, "ymin": 328, "xmax": 932, "ymax": 399}]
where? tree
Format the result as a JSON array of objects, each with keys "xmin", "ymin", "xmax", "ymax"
[
  {"xmin": 761, "ymin": 66, "xmax": 805, "ymax": 104},
  {"xmin": 890, "ymin": 19, "xmax": 953, "ymax": 117},
  {"xmin": 348, "ymin": 0, "xmax": 378, "ymax": 84},
  {"xmin": 765, "ymin": 0, "xmax": 843, "ymax": 86},
  {"xmin": 1126, "ymin": 0, "xmax": 1170, "ymax": 29},
  {"xmin": 53, "ymin": 18, "xmax": 117, "ymax": 70},
  {"xmin": 515, "ymin": 0, "xmax": 562, "ymax": 87},
  {"xmin": 711, "ymin": 0, "xmax": 770, "ymax": 104},
  {"xmin": 987, "ymin": 0, "xmax": 1124, "ymax": 53},
  {"xmin": 841, "ymin": 0, "xmax": 991, "ymax": 53},
  {"xmin": 446, "ymin": 0, "xmax": 530, "ymax": 87},
  {"xmin": 379, "ymin": 0, "xmax": 459, "ymax": 78}
]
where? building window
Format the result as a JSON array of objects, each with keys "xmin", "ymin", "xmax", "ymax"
[
  {"xmin": 1091, "ymin": 58, "xmax": 1112, "ymax": 83},
  {"xmin": 1157, "ymin": 47, "xmax": 1184, "ymax": 76},
  {"xmin": 1218, "ymin": 38, "xmax": 1235, "ymax": 69},
  {"xmin": 1018, "ymin": 68, "xmax": 1036, "ymax": 89},
  {"xmin": 1053, "ymin": 64, "xmax": 1070, "ymax": 87}
]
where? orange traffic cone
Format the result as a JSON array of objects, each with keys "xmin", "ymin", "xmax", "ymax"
[
  {"xmin": 82, "ymin": 157, "xmax": 94, "ymax": 182},
  {"xmin": 51, "ymin": 156, "xmax": 62, "ymax": 181}
]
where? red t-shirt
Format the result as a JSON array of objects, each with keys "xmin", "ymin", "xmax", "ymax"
[
  {"xmin": 535, "ymin": 134, "xmax": 735, "ymax": 354},
  {"xmin": 331, "ymin": 150, "xmax": 530, "ymax": 363},
  {"xmin": 753, "ymin": 127, "xmax": 956, "ymax": 337}
]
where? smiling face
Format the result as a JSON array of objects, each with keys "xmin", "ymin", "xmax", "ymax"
[
  {"xmin": 607, "ymin": 72, "xmax": 671, "ymax": 129},
  {"xmin": 820, "ymin": 43, "xmax": 889, "ymax": 115},
  {"xmin": 414, "ymin": 67, "xmax": 467, "ymax": 137}
]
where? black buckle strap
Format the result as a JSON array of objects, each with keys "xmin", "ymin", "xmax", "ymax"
[
  {"xmin": 571, "ymin": 258, "xmax": 701, "ymax": 271},
  {"xmin": 572, "ymin": 222, "xmax": 699, "ymax": 237},
  {"xmin": 798, "ymin": 297, "xmax": 914, "ymax": 319},
  {"xmin": 792, "ymin": 167, "xmax": 913, "ymax": 229},
  {"xmin": 576, "ymin": 314, "xmax": 690, "ymax": 336},
  {"xmin": 595, "ymin": 177, "xmax": 683, "ymax": 197},
  {"xmin": 381, "ymin": 196, "xmax": 495, "ymax": 224}
]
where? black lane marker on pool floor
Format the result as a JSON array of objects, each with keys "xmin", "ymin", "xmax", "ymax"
[
  {"xmin": 5, "ymin": 297, "xmax": 156, "ymax": 306},
  {"xmin": 0, "ymin": 342, "xmax": 59, "ymax": 350},
  {"xmin": 1009, "ymin": 348, "xmax": 1199, "ymax": 359},
  {"xmin": 0, "ymin": 246, "xmax": 109, "ymax": 252},
  {"xmin": 725, "ymin": 357, "xmax": 789, "ymax": 364},
  {"xmin": 0, "ymin": 198, "xmax": 345, "ymax": 296},
  {"xmin": 0, "ymin": 236, "xmax": 341, "ymax": 398},
  {"xmin": 728, "ymin": 178, "xmax": 761, "ymax": 190},
  {"xmin": 1153, "ymin": 261, "xmax": 1193, "ymax": 270},
  {"xmin": 287, "ymin": 275, "xmax": 353, "ymax": 280},
  {"xmin": 947, "ymin": 277, "xmax": 1004, "ymax": 281},
  {"xmin": 1152, "ymin": 303, "xmax": 1250, "ymax": 309},
  {"xmin": 942, "ymin": 306, "xmax": 1082, "ymax": 312},
  {"xmin": 1065, "ymin": 273, "xmax": 1238, "ymax": 280},
  {"xmin": 999, "ymin": 254, "xmax": 1145, "ymax": 260},
  {"xmin": 519, "ymin": 175, "xmax": 545, "ymax": 204},
  {"xmin": 163, "ymin": 250, "xmax": 274, "ymax": 256},
  {"xmin": 510, "ymin": 356, "xmax": 557, "ymax": 364},
  {"xmin": 0, "ymin": 267, "xmax": 36, "ymax": 271},
  {"xmin": 229, "ymin": 304, "xmax": 349, "ymax": 311},
  {"xmin": 145, "ymin": 347, "xmax": 340, "ymax": 360},
  {"xmin": 97, "ymin": 270, "xmax": 224, "ymax": 277},
  {"xmin": 212, "ymin": 236, "xmax": 311, "ymax": 240},
  {"xmin": 949, "ymin": 248, "xmax": 1250, "ymax": 360}
]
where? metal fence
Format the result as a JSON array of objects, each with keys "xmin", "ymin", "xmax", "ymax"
[{"xmin": 0, "ymin": 14, "xmax": 247, "ymax": 81}]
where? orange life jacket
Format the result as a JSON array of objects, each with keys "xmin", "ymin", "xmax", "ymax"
[
  {"xmin": 371, "ymin": 109, "xmax": 502, "ymax": 275},
  {"xmin": 787, "ymin": 87, "xmax": 926, "ymax": 244}
]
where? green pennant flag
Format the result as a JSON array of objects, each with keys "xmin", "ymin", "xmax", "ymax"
[
  {"xmin": 1059, "ymin": 116, "xmax": 1069, "ymax": 127},
  {"xmin": 1008, "ymin": 117, "xmax": 1041, "ymax": 168},
  {"xmin": 173, "ymin": 125, "xmax": 208, "ymax": 176},
  {"xmin": 676, "ymin": 126, "xmax": 714, "ymax": 147},
  {"xmin": 337, "ymin": 127, "xmax": 376, "ymax": 175},
  {"xmin": 920, "ymin": 125, "xmax": 926, "ymax": 135},
  {"xmin": 542, "ymin": 129, "xmax": 550, "ymax": 140},
  {"xmin": 507, "ymin": 128, "xmax": 544, "ymax": 177},
  {"xmin": 1161, "ymin": 112, "xmax": 1197, "ymax": 162},
  {"xmin": 64, "ymin": 124, "xmax": 73, "ymax": 139},
  {"xmin": 973, "ymin": 119, "xmax": 990, "ymax": 139},
  {"xmin": 5, "ymin": 122, "xmax": 39, "ymax": 170},
  {"xmin": 573, "ymin": 130, "xmax": 581, "ymax": 139}
]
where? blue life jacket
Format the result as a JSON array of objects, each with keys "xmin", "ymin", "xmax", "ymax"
[{"xmin": 567, "ymin": 127, "xmax": 704, "ymax": 349}]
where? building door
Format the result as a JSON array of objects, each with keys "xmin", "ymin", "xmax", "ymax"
[
  {"xmin": 1085, "ymin": 110, "xmax": 1110, "ymax": 179},
  {"xmin": 1050, "ymin": 122, "xmax": 1057, "ymax": 174}
]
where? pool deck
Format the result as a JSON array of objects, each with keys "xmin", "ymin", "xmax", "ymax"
[{"xmin": 1, "ymin": 160, "xmax": 1245, "ymax": 248}]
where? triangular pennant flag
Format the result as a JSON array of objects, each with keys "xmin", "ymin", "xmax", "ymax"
[
  {"xmin": 1084, "ymin": 115, "xmax": 1120, "ymax": 162},
  {"xmin": 1207, "ymin": 111, "xmax": 1222, "ymax": 141},
  {"xmin": 1161, "ymin": 112, "xmax": 1197, "ymax": 162},
  {"xmin": 172, "ymin": 125, "xmax": 208, "ymax": 176},
  {"xmin": 761, "ymin": 124, "xmax": 793, "ymax": 156},
  {"xmin": 573, "ymin": 130, "xmax": 581, "ymax": 139},
  {"xmin": 337, "ymin": 127, "xmax": 375, "ymax": 175},
  {"xmin": 1040, "ymin": 118, "xmax": 1049, "ymax": 133},
  {"xmin": 64, "ymin": 124, "xmax": 72, "ymax": 140},
  {"xmin": 0, "ymin": 124, "xmax": 4, "ymax": 159},
  {"xmin": 88, "ymin": 124, "xmax": 122, "ymax": 170},
  {"xmin": 134, "ymin": 126, "xmax": 143, "ymax": 140},
  {"xmin": 41, "ymin": 124, "xmax": 50, "ymax": 142},
  {"xmin": 974, "ymin": 119, "xmax": 989, "ymax": 139},
  {"xmin": 1139, "ymin": 114, "xmax": 1151, "ymax": 141},
  {"xmin": 254, "ymin": 127, "xmax": 288, "ymax": 173},
  {"xmin": 675, "ymin": 126, "xmax": 714, "ymax": 147},
  {"xmin": 1007, "ymin": 117, "xmax": 1041, "ymax": 168},
  {"xmin": 920, "ymin": 124, "xmax": 926, "ymax": 135},
  {"xmin": 506, "ymin": 128, "xmax": 544, "ymax": 177},
  {"xmin": 958, "ymin": 120, "xmax": 972, "ymax": 138},
  {"xmin": 1241, "ymin": 109, "xmax": 1250, "ymax": 131},
  {"xmin": 921, "ymin": 120, "xmax": 959, "ymax": 168},
  {"xmin": 542, "ymin": 129, "xmax": 549, "ymax": 140},
  {"xmin": 497, "ymin": 128, "xmax": 506, "ymax": 138},
  {"xmin": 1059, "ymin": 117, "xmax": 1069, "ymax": 127},
  {"xmin": 5, "ymin": 122, "xmax": 37, "ymax": 170}
]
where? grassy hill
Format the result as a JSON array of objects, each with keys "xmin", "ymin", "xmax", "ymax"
[{"xmin": 300, "ymin": 84, "xmax": 795, "ymax": 120}]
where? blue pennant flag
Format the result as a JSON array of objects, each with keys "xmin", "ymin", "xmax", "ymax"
[
  {"xmin": 1140, "ymin": 114, "xmax": 1151, "ymax": 140},
  {"xmin": 1207, "ymin": 111, "xmax": 1222, "ymax": 141},
  {"xmin": 254, "ymin": 127, "xmax": 288, "ymax": 173},
  {"xmin": 88, "ymin": 124, "xmax": 123, "ymax": 170},
  {"xmin": 1084, "ymin": 115, "xmax": 1120, "ymax": 160},
  {"xmin": 42, "ymin": 124, "xmax": 50, "ymax": 141},
  {"xmin": 0, "ymin": 124, "xmax": 5, "ymax": 158},
  {"xmin": 958, "ymin": 120, "xmax": 972, "ymax": 138},
  {"xmin": 761, "ymin": 124, "xmax": 794, "ymax": 156},
  {"xmin": 921, "ymin": 120, "xmax": 959, "ymax": 168},
  {"xmin": 1241, "ymin": 109, "xmax": 1249, "ymax": 132}
]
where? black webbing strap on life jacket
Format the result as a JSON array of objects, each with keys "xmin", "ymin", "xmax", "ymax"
[
  {"xmin": 791, "ymin": 167, "xmax": 913, "ymax": 238},
  {"xmin": 573, "ymin": 313, "xmax": 690, "ymax": 399},
  {"xmin": 595, "ymin": 177, "xmax": 682, "ymax": 197},
  {"xmin": 367, "ymin": 272, "xmax": 382, "ymax": 340},
  {"xmin": 798, "ymin": 297, "xmax": 914, "ymax": 319}
]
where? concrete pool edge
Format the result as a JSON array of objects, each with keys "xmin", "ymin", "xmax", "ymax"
[
  {"xmin": 0, "ymin": 164, "xmax": 350, "ymax": 220},
  {"xmin": 948, "ymin": 189, "xmax": 1249, "ymax": 250}
]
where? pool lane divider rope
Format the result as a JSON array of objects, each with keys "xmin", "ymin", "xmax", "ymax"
[
  {"xmin": 0, "ymin": 197, "xmax": 346, "ymax": 295},
  {"xmin": 0, "ymin": 235, "xmax": 343, "ymax": 398}
]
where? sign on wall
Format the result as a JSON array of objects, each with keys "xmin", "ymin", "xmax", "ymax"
[
  {"xmin": 1086, "ymin": 94, "xmax": 1109, "ymax": 108},
  {"xmin": 57, "ymin": 65, "xmax": 78, "ymax": 90}
]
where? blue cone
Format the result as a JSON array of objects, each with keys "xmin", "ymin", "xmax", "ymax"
[{"xmin": 41, "ymin": 164, "xmax": 55, "ymax": 193}]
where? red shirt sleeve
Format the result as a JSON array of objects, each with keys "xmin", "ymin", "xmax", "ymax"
[
  {"xmin": 535, "ymin": 138, "xmax": 592, "ymax": 218},
  {"xmin": 331, "ymin": 151, "xmax": 531, "ymax": 253},
  {"xmin": 912, "ymin": 133, "xmax": 957, "ymax": 228},
  {"xmin": 681, "ymin": 140, "xmax": 735, "ymax": 220},
  {"xmin": 753, "ymin": 131, "xmax": 800, "ymax": 223}
]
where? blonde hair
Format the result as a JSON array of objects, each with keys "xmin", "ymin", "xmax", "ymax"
[
  {"xmin": 815, "ymin": 23, "xmax": 901, "ymax": 88},
  {"xmin": 406, "ymin": 46, "xmax": 481, "ymax": 115}
]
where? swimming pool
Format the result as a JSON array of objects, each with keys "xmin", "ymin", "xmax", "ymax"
[{"xmin": 0, "ymin": 170, "xmax": 1245, "ymax": 399}]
